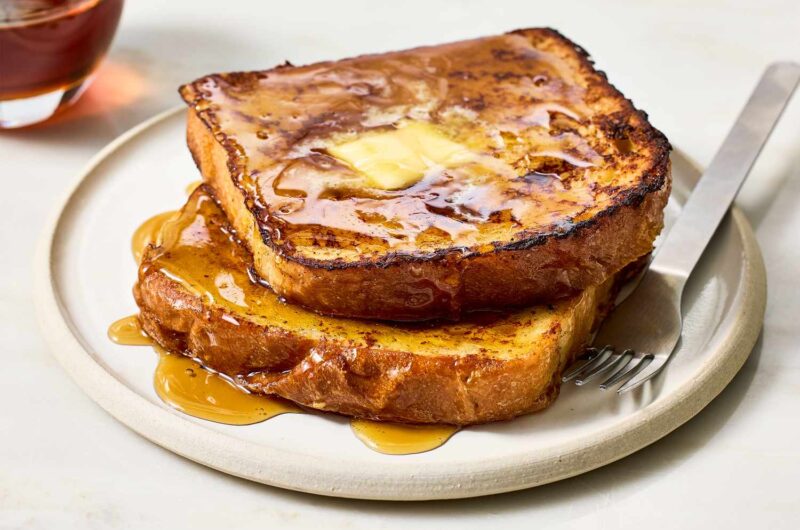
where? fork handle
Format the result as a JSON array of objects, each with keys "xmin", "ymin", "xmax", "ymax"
[{"xmin": 651, "ymin": 62, "xmax": 800, "ymax": 280}]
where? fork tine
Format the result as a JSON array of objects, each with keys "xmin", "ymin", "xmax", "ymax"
[
  {"xmin": 600, "ymin": 353, "xmax": 653, "ymax": 391},
  {"xmin": 561, "ymin": 348, "xmax": 599, "ymax": 382},
  {"xmin": 597, "ymin": 349, "xmax": 635, "ymax": 389},
  {"xmin": 561, "ymin": 347, "xmax": 603, "ymax": 382},
  {"xmin": 562, "ymin": 346, "xmax": 611, "ymax": 382},
  {"xmin": 617, "ymin": 355, "xmax": 663, "ymax": 394},
  {"xmin": 578, "ymin": 349, "xmax": 634, "ymax": 386}
]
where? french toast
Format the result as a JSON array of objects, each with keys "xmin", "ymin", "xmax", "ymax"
[
  {"xmin": 134, "ymin": 186, "xmax": 628, "ymax": 425},
  {"xmin": 180, "ymin": 28, "xmax": 671, "ymax": 321}
]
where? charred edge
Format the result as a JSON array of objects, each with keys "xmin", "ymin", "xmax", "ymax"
[{"xmin": 181, "ymin": 27, "xmax": 672, "ymax": 272}]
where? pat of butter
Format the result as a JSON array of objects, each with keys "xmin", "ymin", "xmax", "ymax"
[{"xmin": 328, "ymin": 122, "xmax": 473, "ymax": 190}]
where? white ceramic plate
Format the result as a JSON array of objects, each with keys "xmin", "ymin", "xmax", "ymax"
[{"xmin": 35, "ymin": 108, "xmax": 766, "ymax": 501}]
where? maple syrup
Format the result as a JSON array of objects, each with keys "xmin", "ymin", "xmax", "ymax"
[
  {"xmin": 185, "ymin": 180, "xmax": 203, "ymax": 195},
  {"xmin": 131, "ymin": 210, "xmax": 177, "ymax": 262},
  {"xmin": 186, "ymin": 32, "xmax": 612, "ymax": 253},
  {"xmin": 109, "ymin": 189, "xmax": 461, "ymax": 452},
  {"xmin": 142, "ymin": 188, "xmax": 538, "ymax": 357},
  {"xmin": 107, "ymin": 314, "xmax": 150, "ymax": 346},
  {"xmin": 0, "ymin": 0, "xmax": 123, "ymax": 100},
  {"xmin": 154, "ymin": 351, "xmax": 300, "ymax": 425},
  {"xmin": 351, "ymin": 419, "xmax": 458, "ymax": 455},
  {"xmin": 108, "ymin": 313, "xmax": 301, "ymax": 426}
]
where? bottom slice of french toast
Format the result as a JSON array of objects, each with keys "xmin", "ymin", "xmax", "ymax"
[{"xmin": 134, "ymin": 185, "xmax": 623, "ymax": 425}]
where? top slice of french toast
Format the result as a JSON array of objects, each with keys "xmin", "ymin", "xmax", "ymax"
[{"xmin": 180, "ymin": 28, "xmax": 670, "ymax": 321}]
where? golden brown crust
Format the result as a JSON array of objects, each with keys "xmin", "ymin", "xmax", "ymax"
[
  {"xmin": 136, "ymin": 261, "xmax": 613, "ymax": 425},
  {"xmin": 180, "ymin": 27, "xmax": 671, "ymax": 321},
  {"xmin": 134, "ymin": 187, "xmax": 624, "ymax": 425}
]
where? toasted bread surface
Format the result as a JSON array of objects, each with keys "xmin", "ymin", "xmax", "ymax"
[
  {"xmin": 180, "ymin": 27, "xmax": 669, "ymax": 321},
  {"xmin": 134, "ymin": 186, "xmax": 622, "ymax": 424}
]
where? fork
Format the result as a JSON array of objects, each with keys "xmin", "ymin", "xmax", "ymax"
[{"xmin": 564, "ymin": 62, "xmax": 800, "ymax": 394}]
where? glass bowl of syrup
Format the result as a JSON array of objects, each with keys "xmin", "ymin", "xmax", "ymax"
[{"xmin": 0, "ymin": 0, "xmax": 124, "ymax": 128}]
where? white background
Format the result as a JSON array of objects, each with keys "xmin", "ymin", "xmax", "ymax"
[{"xmin": 1, "ymin": 0, "xmax": 799, "ymax": 528}]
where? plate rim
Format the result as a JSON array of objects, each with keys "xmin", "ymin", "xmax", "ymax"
[{"xmin": 34, "ymin": 106, "xmax": 766, "ymax": 500}]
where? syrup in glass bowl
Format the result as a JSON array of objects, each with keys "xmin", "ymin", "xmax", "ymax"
[{"xmin": 0, "ymin": 0, "xmax": 124, "ymax": 128}]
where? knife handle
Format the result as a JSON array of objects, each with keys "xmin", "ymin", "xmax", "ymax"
[{"xmin": 652, "ymin": 62, "xmax": 800, "ymax": 280}]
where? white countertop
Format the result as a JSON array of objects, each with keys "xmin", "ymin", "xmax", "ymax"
[{"xmin": 2, "ymin": 1, "xmax": 799, "ymax": 528}]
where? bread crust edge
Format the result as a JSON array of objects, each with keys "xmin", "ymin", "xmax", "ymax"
[
  {"xmin": 136, "ymin": 260, "xmax": 620, "ymax": 425},
  {"xmin": 180, "ymin": 27, "xmax": 671, "ymax": 321}
]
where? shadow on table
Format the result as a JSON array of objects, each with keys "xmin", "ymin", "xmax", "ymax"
[{"xmin": 179, "ymin": 333, "xmax": 763, "ymax": 522}]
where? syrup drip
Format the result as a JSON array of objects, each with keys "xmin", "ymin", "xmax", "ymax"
[
  {"xmin": 131, "ymin": 210, "xmax": 177, "ymax": 262},
  {"xmin": 185, "ymin": 180, "xmax": 203, "ymax": 195},
  {"xmin": 109, "ymin": 191, "xmax": 461, "ymax": 452},
  {"xmin": 351, "ymin": 419, "xmax": 458, "ymax": 455},
  {"xmin": 189, "ymin": 32, "xmax": 620, "ymax": 256},
  {"xmin": 107, "ymin": 314, "xmax": 301, "ymax": 426},
  {"xmin": 142, "ymin": 191, "xmax": 541, "ymax": 357},
  {"xmin": 108, "ymin": 311, "xmax": 456, "ymax": 452},
  {"xmin": 108, "ymin": 314, "xmax": 151, "ymax": 346},
  {"xmin": 154, "ymin": 351, "xmax": 301, "ymax": 425}
]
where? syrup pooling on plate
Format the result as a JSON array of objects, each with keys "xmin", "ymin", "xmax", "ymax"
[
  {"xmin": 108, "ymin": 196, "xmax": 304, "ymax": 426},
  {"xmin": 351, "ymin": 419, "xmax": 458, "ymax": 455},
  {"xmin": 108, "ymin": 314, "xmax": 151, "ymax": 345},
  {"xmin": 120, "ymin": 182, "xmax": 566, "ymax": 454},
  {"xmin": 107, "ymin": 313, "xmax": 300, "ymax": 426},
  {"xmin": 106, "ymin": 312, "xmax": 456, "ymax": 452},
  {"xmin": 188, "ymin": 32, "xmax": 644, "ymax": 257},
  {"xmin": 110, "ymin": 310, "xmax": 455, "ymax": 446},
  {"xmin": 108, "ymin": 314, "xmax": 301, "ymax": 425},
  {"xmin": 154, "ymin": 350, "xmax": 301, "ymax": 425}
]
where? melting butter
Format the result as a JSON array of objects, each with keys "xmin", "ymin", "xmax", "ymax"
[
  {"xmin": 351, "ymin": 418, "xmax": 458, "ymax": 455},
  {"xmin": 328, "ymin": 122, "xmax": 474, "ymax": 190}
]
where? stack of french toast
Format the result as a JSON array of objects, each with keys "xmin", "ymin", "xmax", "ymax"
[{"xmin": 134, "ymin": 28, "xmax": 671, "ymax": 425}]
